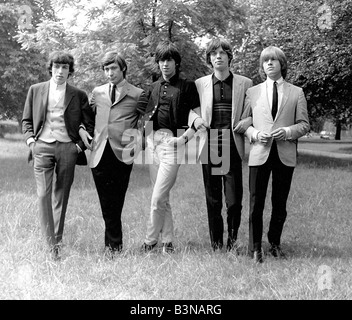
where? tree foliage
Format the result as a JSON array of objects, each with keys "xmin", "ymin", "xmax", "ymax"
[
  {"xmin": 231, "ymin": 0, "xmax": 352, "ymax": 139},
  {"xmin": 0, "ymin": 0, "xmax": 55, "ymax": 122},
  {"xmin": 2, "ymin": 0, "xmax": 352, "ymax": 138}
]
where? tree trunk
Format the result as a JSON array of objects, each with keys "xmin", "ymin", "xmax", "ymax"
[{"xmin": 335, "ymin": 119, "xmax": 341, "ymax": 140}]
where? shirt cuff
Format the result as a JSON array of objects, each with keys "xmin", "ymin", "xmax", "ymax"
[
  {"xmin": 76, "ymin": 144, "xmax": 83, "ymax": 153},
  {"xmin": 251, "ymin": 129, "xmax": 260, "ymax": 143},
  {"xmin": 26, "ymin": 137, "xmax": 35, "ymax": 146},
  {"xmin": 283, "ymin": 127, "xmax": 292, "ymax": 140}
]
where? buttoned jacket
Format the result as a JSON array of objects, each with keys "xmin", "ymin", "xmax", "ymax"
[
  {"xmin": 137, "ymin": 75, "xmax": 200, "ymax": 138},
  {"xmin": 89, "ymin": 81, "xmax": 144, "ymax": 167},
  {"xmin": 243, "ymin": 81, "xmax": 310, "ymax": 167}
]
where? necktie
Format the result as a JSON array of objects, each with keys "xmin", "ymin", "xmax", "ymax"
[
  {"xmin": 272, "ymin": 81, "xmax": 278, "ymax": 119},
  {"xmin": 110, "ymin": 84, "xmax": 116, "ymax": 103}
]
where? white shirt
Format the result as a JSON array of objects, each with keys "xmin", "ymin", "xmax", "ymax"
[
  {"xmin": 266, "ymin": 77, "xmax": 284, "ymax": 115},
  {"xmin": 110, "ymin": 79, "xmax": 126, "ymax": 103},
  {"xmin": 250, "ymin": 76, "xmax": 291, "ymax": 142}
]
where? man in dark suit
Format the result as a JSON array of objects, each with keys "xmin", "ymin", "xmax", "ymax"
[
  {"xmin": 189, "ymin": 38, "xmax": 253, "ymax": 252},
  {"xmin": 243, "ymin": 46, "xmax": 310, "ymax": 263},
  {"xmin": 79, "ymin": 52, "xmax": 144, "ymax": 257},
  {"xmin": 22, "ymin": 51, "xmax": 94, "ymax": 259}
]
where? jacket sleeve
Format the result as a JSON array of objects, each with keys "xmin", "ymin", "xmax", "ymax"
[{"xmin": 22, "ymin": 85, "xmax": 35, "ymax": 143}]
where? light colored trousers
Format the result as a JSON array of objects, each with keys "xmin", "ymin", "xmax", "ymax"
[
  {"xmin": 33, "ymin": 140, "xmax": 78, "ymax": 248},
  {"xmin": 144, "ymin": 130, "xmax": 185, "ymax": 245}
]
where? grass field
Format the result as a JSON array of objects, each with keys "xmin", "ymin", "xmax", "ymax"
[{"xmin": 1, "ymin": 133, "xmax": 352, "ymax": 301}]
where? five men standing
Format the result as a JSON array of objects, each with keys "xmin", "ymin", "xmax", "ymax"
[{"xmin": 22, "ymin": 42, "xmax": 309, "ymax": 263}]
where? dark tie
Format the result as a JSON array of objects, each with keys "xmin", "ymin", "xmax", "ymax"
[
  {"xmin": 272, "ymin": 81, "xmax": 278, "ymax": 119},
  {"xmin": 110, "ymin": 84, "xmax": 116, "ymax": 104}
]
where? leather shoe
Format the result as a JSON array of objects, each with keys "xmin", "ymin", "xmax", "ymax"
[
  {"xmin": 253, "ymin": 250, "xmax": 264, "ymax": 263},
  {"xmin": 141, "ymin": 242, "xmax": 157, "ymax": 252},
  {"xmin": 162, "ymin": 242, "xmax": 175, "ymax": 254},
  {"xmin": 269, "ymin": 245, "xmax": 286, "ymax": 259}
]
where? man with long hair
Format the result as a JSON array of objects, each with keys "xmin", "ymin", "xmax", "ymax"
[
  {"xmin": 138, "ymin": 40, "xmax": 199, "ymax": 253},
  {"xmin": 189, "ymin": 38, "xmax": 253, "ymax": 253}
]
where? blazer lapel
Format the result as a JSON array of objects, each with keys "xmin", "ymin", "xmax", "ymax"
[
  {"xmin": 41, "ymin": 81, "xmax": 50, "ymax": 114},
  {"xmin": 202, "ymin": 75, "xmax": 213, "ymax": 126},
  {"xmin": 232, "ymin": 75, "xmax": 243, "ymax": 122},
  {"xmin": 276, "ymin": 82, "xmax": 290, "ymax": 119},
  {"xmin": 63, "ymin": 84, "xmax": 75, "ymax": 111},
  {"xmin": 261, "ymin": 82, "xmax": 273, "ymax": 121},
  {"xmin": 114, "ymin": 84, "xmax": 129, "ymax": 106}
]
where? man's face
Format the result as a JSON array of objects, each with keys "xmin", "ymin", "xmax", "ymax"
[
  {"xmin": 263, "ymin": 58, "xmax": 282, "ymax": 80},
  {"xmin": 52, "ymin": 63, "xmax": 70, "ymax": 85},
  {"xmin": 210, "ymin": 47, "xmax": 229, "ymax": 72},
  {"xmin": 159, "ymin": 58, "xmax": 176, "ymax": 80},
  {"xmin": 104, "ymin": 62, "xmax": 124, "ymax": 85}
]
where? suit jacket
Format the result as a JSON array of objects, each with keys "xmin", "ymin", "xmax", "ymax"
[
  {"xmin": 22, "ymin": 80, "xmax": 92, "ymax": 165},
  {"xmin": 243, "ymin": 81, "xmax": 310, "ymax": 167},
  {"xmin": 89, "ymin": 81, "xmax": 144, "ymax": 167},
  {"xmin": 188, "ymin": 73, "xmax": 253, "ymax": 161}
]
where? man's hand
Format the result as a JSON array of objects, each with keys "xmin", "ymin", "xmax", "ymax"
[
  {"xmin": 165, "ymin": 136, "xmax": 186, "ymax": 148},
  {"xmin": 194, "ymin": 117, "xmax": 209, "ymax": 132},
  {"xmin": 29, "ymin": 141, "xmax": 35, "ymax": 154},
  {"xmin": 271, "ymin": 127, "xmax": 287, "ymax": 141},
  {"xmin": 234, "ymin": 118, "xmax": 251, "ymax": 133},
  {"xmin": 79, "ymin": 128, "xmax": 93, "ymax": 150},
  {"xmin": 257, "ymin": 131, "xmax": 272, "ymax": 145}
]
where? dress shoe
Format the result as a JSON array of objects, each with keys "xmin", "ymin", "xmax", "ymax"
[
  {"xmin": 50, "ymin": 244, "xmax": 61, "ymax": 261},
  {"xmin": 269, "ymin": 245, "xmax": 287, "ymax": 259},
  {"xmin": 162, "ymin": 242, "xmax": 175, "ymax": 254},
  {"xmin": 253, "ymin": 250, "xmax": 264, "ymax": 263},
  {"xmin": 141, "ymin": 242, "xmax": 157, "ymax": 252}
]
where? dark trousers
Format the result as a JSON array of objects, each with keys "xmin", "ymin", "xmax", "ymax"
[
  {"xmin": 202, "ymin": 143, "xmax": 243, "ymax": 250},
  {"xmin": 91, "ymin": 141, "xmax": 133, "ymax": 251},
  {"xmin": 248, "ymin": 142, "xmax": 294, "ymax": 252}
]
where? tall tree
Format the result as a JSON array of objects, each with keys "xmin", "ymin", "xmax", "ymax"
[
  {"xmin": 16, "ymin": 0, "xmax": 246, "ymax": 93},
  {"xmin": 0, "ymin": 0, "xmax": 55, "ymax": 125},
  {"xmin": 232, "ymin": 0, "xmax": 352, "ymax": 139}
]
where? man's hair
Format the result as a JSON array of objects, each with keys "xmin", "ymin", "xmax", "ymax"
[
  {"xmin": 101, "ymin": 51, "xmax": 127, "ymax": 78},
  {"xmin": 47, "ymin": 51, "xmax": 75, "ymax": 76},
  {"xmin": 259, "ymin": 46, "xmax": 288, "ymax": 79},
  {"xmin": 155, "ymin": 40, "xmax": 181, "ymax": 71},
  {"xmin": 205, "ymin": 38, "xmax": 233, "ymax": 67}
]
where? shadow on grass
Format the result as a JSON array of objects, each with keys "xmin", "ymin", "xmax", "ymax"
[
  {"xmin": 298, "ymin": 154, "xmax": 352, "ymax": 170},
  {"xmin": 273, "ymin": 241, "xmax": 352, "ymax": 259}
]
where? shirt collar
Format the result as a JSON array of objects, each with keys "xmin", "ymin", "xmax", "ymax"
[
  {"xmin": 266, "ymin": 77, "xmax": 284, "ymax": 86},
  {"xmin": 50, "ymin": 78, "xmax": 67, "ymax": 90},
  {"xmin": 160, "ymin": 73, "xmax": 179, "ymax": 85},
  {"xmin": 111, "ymin": 79, "xmax": 126, "ymax": 89},
  {"xmin": 213, "ymin": 72, "xmax": 233, "ymax": 85}
]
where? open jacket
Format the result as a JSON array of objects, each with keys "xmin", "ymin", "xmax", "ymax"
[
  {"xmin": 22, "ymin": 81, "xmax": 93, "ymax": 165},
  {"xmin": 188, "ymin": 73, "xmax": 253, "ymax": 161}
]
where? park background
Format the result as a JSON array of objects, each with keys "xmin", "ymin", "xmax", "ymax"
[{"xmin": 1, "ymin": 0, "xmax": 352, "ymax": 300}]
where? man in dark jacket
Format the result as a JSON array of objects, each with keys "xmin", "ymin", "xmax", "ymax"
[{"xmin": 22, "ymin": 51, "xmax": 94, "ymax": 259}]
